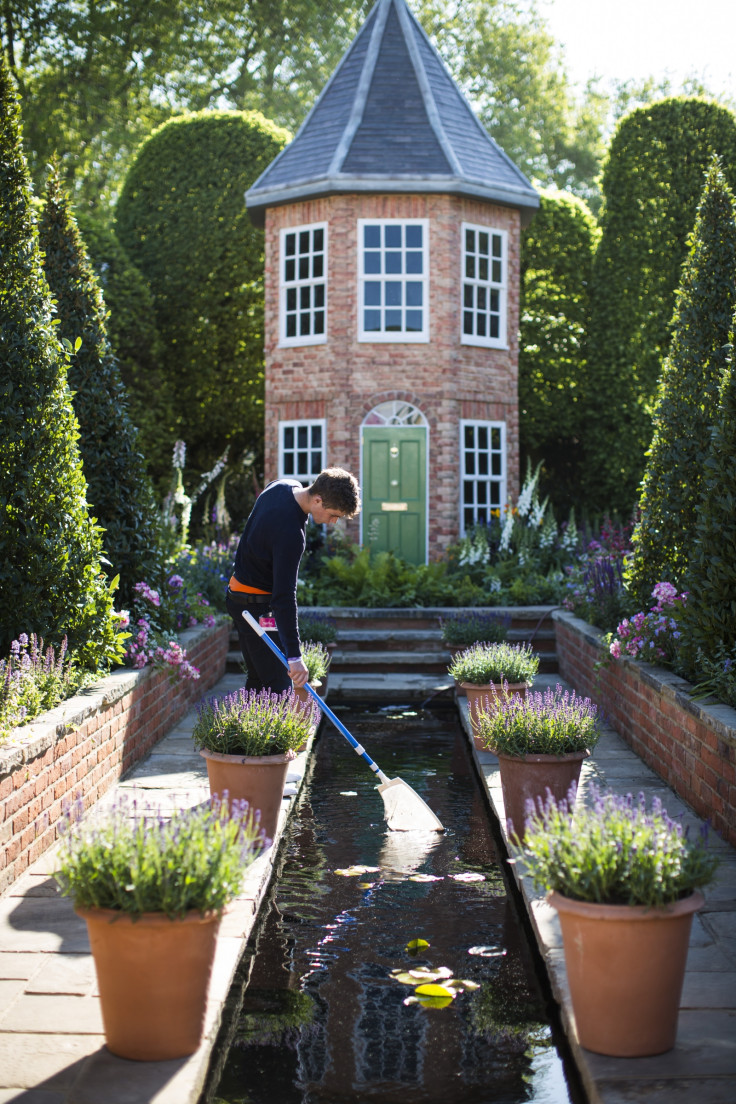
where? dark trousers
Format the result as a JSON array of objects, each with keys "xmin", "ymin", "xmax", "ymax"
[{"xmin": 225, "ymin": 590, "xmax": 292, "ymax": 695}]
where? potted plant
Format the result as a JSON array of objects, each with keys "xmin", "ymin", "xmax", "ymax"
[
  {"xmin": 475, "ymin": 683, "xmax": 600, "ymax": 840},
  {"xmin": 440, "ymin": 611, "xmax": 510, "ymax": 697},
  {"xmin": 55, "ymin": 793, "xmax": 264, "ymax": 1061},
  {"xmin": 448, "ymin": 641, "xmax": 539, "ymax": 742},
  {"xmin": 297, "ymin": 640, "xmax": 332, "ymax": 702},
  {"xmin": 192, "ymin": 687, "xmax": 316, "ymax": 840},
  {"xmin": 513, "ymin": 783, "xmax": 720, "ymax": 1057}
]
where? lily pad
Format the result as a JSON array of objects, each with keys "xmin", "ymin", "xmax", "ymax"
[
  {"xmin": 414, "ymin": 983, "xmax": 457, "ymax": 999},
  {"xmin": 339, "ymin": 791, "xmax": 358, "ymax": 797},
  {"xmin": 403, "ymin": 993, "xmax": 453, "ymax": 1009},
  {"xmin": 449, "ymin": 872, "xmax": 485, "ymax": 882},
  {"xmin": 391, "ymin": 966, "xmax": 453, "ymax": 986},
  {"xmin": 334, "ymin": 865, "xmax": 380, "ymax": 877},
  {"xmin": 445, "ymin": 978, "xmax": 481, "ymax": 992},
  {"xmin": 405, "ymin": 938, "xmax": 430, "ymax": 955},
  {"xmin": 408, "ymin": 873, "xmax": 442, "ymax": 882},
  {"xmin": 467, "ymin": 945, "xmax": 506, "ymax": 957}
]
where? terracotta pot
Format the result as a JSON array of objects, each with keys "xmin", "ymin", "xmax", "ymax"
[
  {"xmin": 292, "ymin": 681, "xmax": 324, "ymax": 712},
  {"xmin": 200, "ymin": 748, "xmax": 295, "ymax": 842},
  {"xmin": 462, "ymin": 682, "xmax": 529, "ymax": 749},
  {"xmin": 77, "ymin": 906, "xmax": 221, "ymax": 1060},
  {"xmin": 549, "ymin": 890, "xmax": 704, "ymax": 1056},
  {"xmin": 497, "ymin": 749, "xmax": 588, "ymax": 841}
]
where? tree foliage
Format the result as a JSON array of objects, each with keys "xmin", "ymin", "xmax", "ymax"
[
  {"xmin": 680, "ymin": 339, "xmax": 736, "ymax": 676},
  {"xmin": 626, "ymin": 159, "xmax": 736, "ymax": 604},
  {"xmin": 518, "ymin": 188, "xmax": 599, "ymax": 513},
  {"xmin": 583, "ymin": 98, "xmax": 736, "ymax": 516},
  {"xmin": 114, "ymin": 109, "xmax": 290, "ymax": 491},
  {"xmin": 38, "ymin": 168, "xmax": 165, "ymax": 606},
  {"xmin": 0, "ymin": 56, "xmax": 118, "ymax": 667}
]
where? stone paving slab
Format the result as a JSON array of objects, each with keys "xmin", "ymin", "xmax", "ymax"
[{"xmin": 458, "ymin": 679, "xmax": 736, "ymax": 1104}]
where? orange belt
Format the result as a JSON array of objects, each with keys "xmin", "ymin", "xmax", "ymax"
[{"xmin": 229, "ymin": 575, "xmax": 271, "ymax": 595}]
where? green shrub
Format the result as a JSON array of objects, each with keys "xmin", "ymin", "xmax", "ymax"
[
  {"xmin": 0, "ymin": 56, "xmax": 121, "ymax": 668},
  {"xmin": 519, "ymin": 189, "xmax": 599, "ymax": 514},
  {"xmin": 115, "ymin": 110, "xmax": 290, "ymax": 503},
  {"xmin": 626, "ymin": 158, "xmax": 736, "ymax": 604},
  {"xmin": 301, "ymin": 641, "xmax": 330, "ymax": 684},
  {"xmin": 38, "ymin": 167, "xmax": 166, "ymax": 608},
  {"xmin": 585, "ymin": 98, "xmax": 736, "ymax": 515},
  {"xmin": 75, "ymin": 211, "xmax": 172, "ymax": 486},
  {"xmin": 448, "ymin": 642, "xmax": 539, "ymax": 686},
  {"xmin": 680, "ymin": 325, "xmax": 736, "ymax": 678}
]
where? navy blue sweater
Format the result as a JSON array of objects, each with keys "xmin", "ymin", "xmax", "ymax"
[{"xmin": 232, "ymin": 479, "xmax": 306, "ymax": 657}]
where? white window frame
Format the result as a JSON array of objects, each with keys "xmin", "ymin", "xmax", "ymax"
[
  {"xmin": 278, "ymin": 419, "xmax": 327, "ymax": 484},
  {"xmin": 459, "ymin": 420, "xmax": 507, "ymax": 535},
  {"xmin": 357, "ymin": 218, "xmax": 429, "ymax": 343},
  {"xmin": 279, "ymin": 222, "xmax": 327, "ymax": 347},
  {"xmin": 460, "ymin": 223, "xmax": 507, "ymax": 349}
]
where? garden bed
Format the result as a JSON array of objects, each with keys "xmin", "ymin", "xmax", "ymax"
[
  {"xmin": 554, "ymin": 609, "xmax": 736, "ymax": 847},
  {"xmin": 0, "ymin": 620, "xmax": 230, "ymax": 893}
]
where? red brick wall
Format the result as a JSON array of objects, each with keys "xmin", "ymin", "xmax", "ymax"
[
  {"xmin": 0, "ymin": 622, "xmax": 229, "ymax": 894},
  {"xmin": 263, "ymin": 193, "xmax": 522, "ymax": 554},
  {"xmin": 555, "ymin": 612, "xmax": 736, "ymax": 847}
]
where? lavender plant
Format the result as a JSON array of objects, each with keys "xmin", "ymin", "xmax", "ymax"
[
  {"xmin": 298, "ymin": 611, "xmax": 337, "ymax": 646},
  {"xmin": 448, "ymin": 642, "xmax": 539, "ymax": 687},
  {"xmin": 0, "ymin": 634, "xmax": 88, "ymax": 741},
  {"xmin": 514, "ymin": 783, "xmax": 720, "ymax": 907},
  {"xmin": 476, "ymin": 684, "xmax": 600, "ymax": 757},
  {"xmin": 301, "ymin": 641, "xmax": 330, "ymax": 684},
  {"xmin": 440, "ymin": 611, "xmax": 510, "ymax": 648},
  {"xmin": 192, "ymin": 687, "xmax": 316, "ymax": 757},
  {"xmin": 55, "ymin": 793, "xmax": 265, "ymax": 918}
]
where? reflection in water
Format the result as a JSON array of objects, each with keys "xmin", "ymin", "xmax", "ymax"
[{"xmin": 207, "ymin": 706, "xmax": 581, "ymax": 1104}]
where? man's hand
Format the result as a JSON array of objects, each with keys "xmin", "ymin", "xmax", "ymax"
[{"xmin": 288, "ymin": 656, "xmax": 309, "ymax": 689}]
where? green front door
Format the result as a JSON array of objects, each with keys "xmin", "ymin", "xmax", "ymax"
[{"xmin": 362, "ymin": 426, "xmax": 427, "ymax": 565}]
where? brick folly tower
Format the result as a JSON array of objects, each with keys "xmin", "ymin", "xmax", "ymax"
[{"xmin": 246, "ymin": 0, "xmax": 538, "ymax": 563}]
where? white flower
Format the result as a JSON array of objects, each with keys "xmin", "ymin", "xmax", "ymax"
[{"xmin": 499, "ymin": 508, "xmax": 514, "ymax": 552}]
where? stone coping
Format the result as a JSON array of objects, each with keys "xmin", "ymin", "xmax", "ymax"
[
  {"xmin": 552, "ymin": 609, "xmax": 736, "ymax": 750},
  {"xmin": 305, "ymin": 605, "xmax": 559, "ymax": 620},
  {"xmin": 0, "ymin": 620, "xmax": 228, "ymax": 775}
]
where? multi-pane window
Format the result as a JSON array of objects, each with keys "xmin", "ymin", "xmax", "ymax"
[
  {"xmin": 460, "ymin": 420, "xmax": 506, "ymax": 534},
  {"xmin": 280, "ymin": 223, "xmax": 327, "ymax": 345},
  {"xmin": 461, "ymin": 224, "xmax": 506, "ymax": 347},
  {"xmin": 358, "ymin": 219, "xmax": 429, "ymax": 342},
  {"xmin": 279, "ymin": 420, "xmax": 326, "ymax": 484}
]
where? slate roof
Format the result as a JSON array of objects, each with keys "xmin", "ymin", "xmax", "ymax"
[{"xmin": 246, "ymin": 0, "xmax": 539, "ymax": 225}]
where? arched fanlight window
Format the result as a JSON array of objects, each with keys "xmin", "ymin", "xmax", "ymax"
[{"xmin": 362, "ymin": 400, "xmax": 428, "ymax": 427}]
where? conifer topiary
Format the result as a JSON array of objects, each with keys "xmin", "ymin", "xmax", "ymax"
[
  {"xmin": 626, "ymin": 157, "xmax": 736, "ymax": 604},
  {"xmin": 519, "ymin": 188, "xmax": 599, "ymax": 514},
  {"xmin": 585, "ymin": 99, "xmax": 736, "ymax": 515},
  {"xmin": 0, "ymin": 57, "xmax": 120, "ymax": 667},
  {"xmin": 680, "ymin": 338, "xmax": 736, "ymax": 676},
  {"xmin": 39, "ymin": 167, "xmax": 165, "ymax": 607}
]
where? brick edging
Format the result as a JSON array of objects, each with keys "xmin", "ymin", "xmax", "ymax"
[
  {"xmin": 553, "ymin": 610, "xmax": 736, "ymax": 846},
  {"xmin": 0, "ymin": 620, "xmax": 230, "ymax": 893}
]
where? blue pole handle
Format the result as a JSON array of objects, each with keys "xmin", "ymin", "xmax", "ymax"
[{"xmin": 242, "ymin": 611, "xmax": 387, "ymax": 783}]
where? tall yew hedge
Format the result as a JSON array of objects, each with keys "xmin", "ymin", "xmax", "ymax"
[
  {"xmin": 0, "ymin": 58, "xmax": 118, "ymax": 666},
  {"xmin": 627, "ymin": 159, "xmax": 736, "ymax": 604},
  {"xmin": 519, "ymin": 189, "xmax": 599, "ymax": 514},
  {"xmin": 39, "ymin": 169, "xmax": 165, "ymax": 607},
  {"xmin": 115, "ymin": 110, "xmax": 290, "ymax": 492},
  {"xmin": 584, "ymin": 98, "xmax": 736, "ymax": 516}
]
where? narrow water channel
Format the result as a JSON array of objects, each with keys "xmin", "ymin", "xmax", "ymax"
[{"xmin": 205, "ymin": 704, "xmax": 584, "ymax": 1104}]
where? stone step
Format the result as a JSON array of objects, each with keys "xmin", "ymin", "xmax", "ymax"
[
  {"xmin": 333, "ymin": 626, "xmax": 557, "ymax": 653},
  {"xmin": 326, "ymin": 672, "xmax": 455, "ymax": 704}
]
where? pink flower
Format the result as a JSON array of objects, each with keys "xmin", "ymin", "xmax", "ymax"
[{"xmin": 610, "ymin": 640, "xmax": 621, "ymax": 658}]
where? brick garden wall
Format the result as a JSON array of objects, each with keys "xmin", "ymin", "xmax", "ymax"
[
  {"xmin": 0, "ymin": 621, "xmax": 230, "ymax": 894},
  {"xmin": 263, "ymin": 193, "xmax": 522, "ymax": 554},
  {"xmin": 554, "ymin": 610, "xmax": 736, "ymax": 847}
]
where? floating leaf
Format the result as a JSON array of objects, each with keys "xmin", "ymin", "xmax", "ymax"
[
  {"xmin": 445, "ymin": 978, "xmax": 481, "ymax": 992},
  {"xmin": 467, "ymin": 945, "xmax": 506, "ymax": 958},
  {"xmin": 391, "ymin": 966, "xmax": 453, "ymax": 986},
  {"xmin": 358, "ymin": 882, "xmax": 374, "ymax": 889},
  {"xmin": 414, "ymin": 983, "xmax": 456, "ymax": 1000},
  {"xmin": 450, "ymin": 872, "xmax": 485, "ymax": 882},
  {"xmin": 392, "ymin": 972, "xmax": 420, "ymax": 986},
  {"xmin": 334, "ymin": 865, "xmax": 380, "ymax": 877},
  {"xmin": 408, "ymin": 873, "xmax": 442, "ymax": 882},
  {"xmin": 405, "ymin": 938, "xmax": 430, "ymax": 955},
  {"xmin": 403, "ymin": 993, "xmax": 453, "ymax": 1009},
  {"xmin": 339, "ymin": 791, "xmax": 358, "ymax": 796}
]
